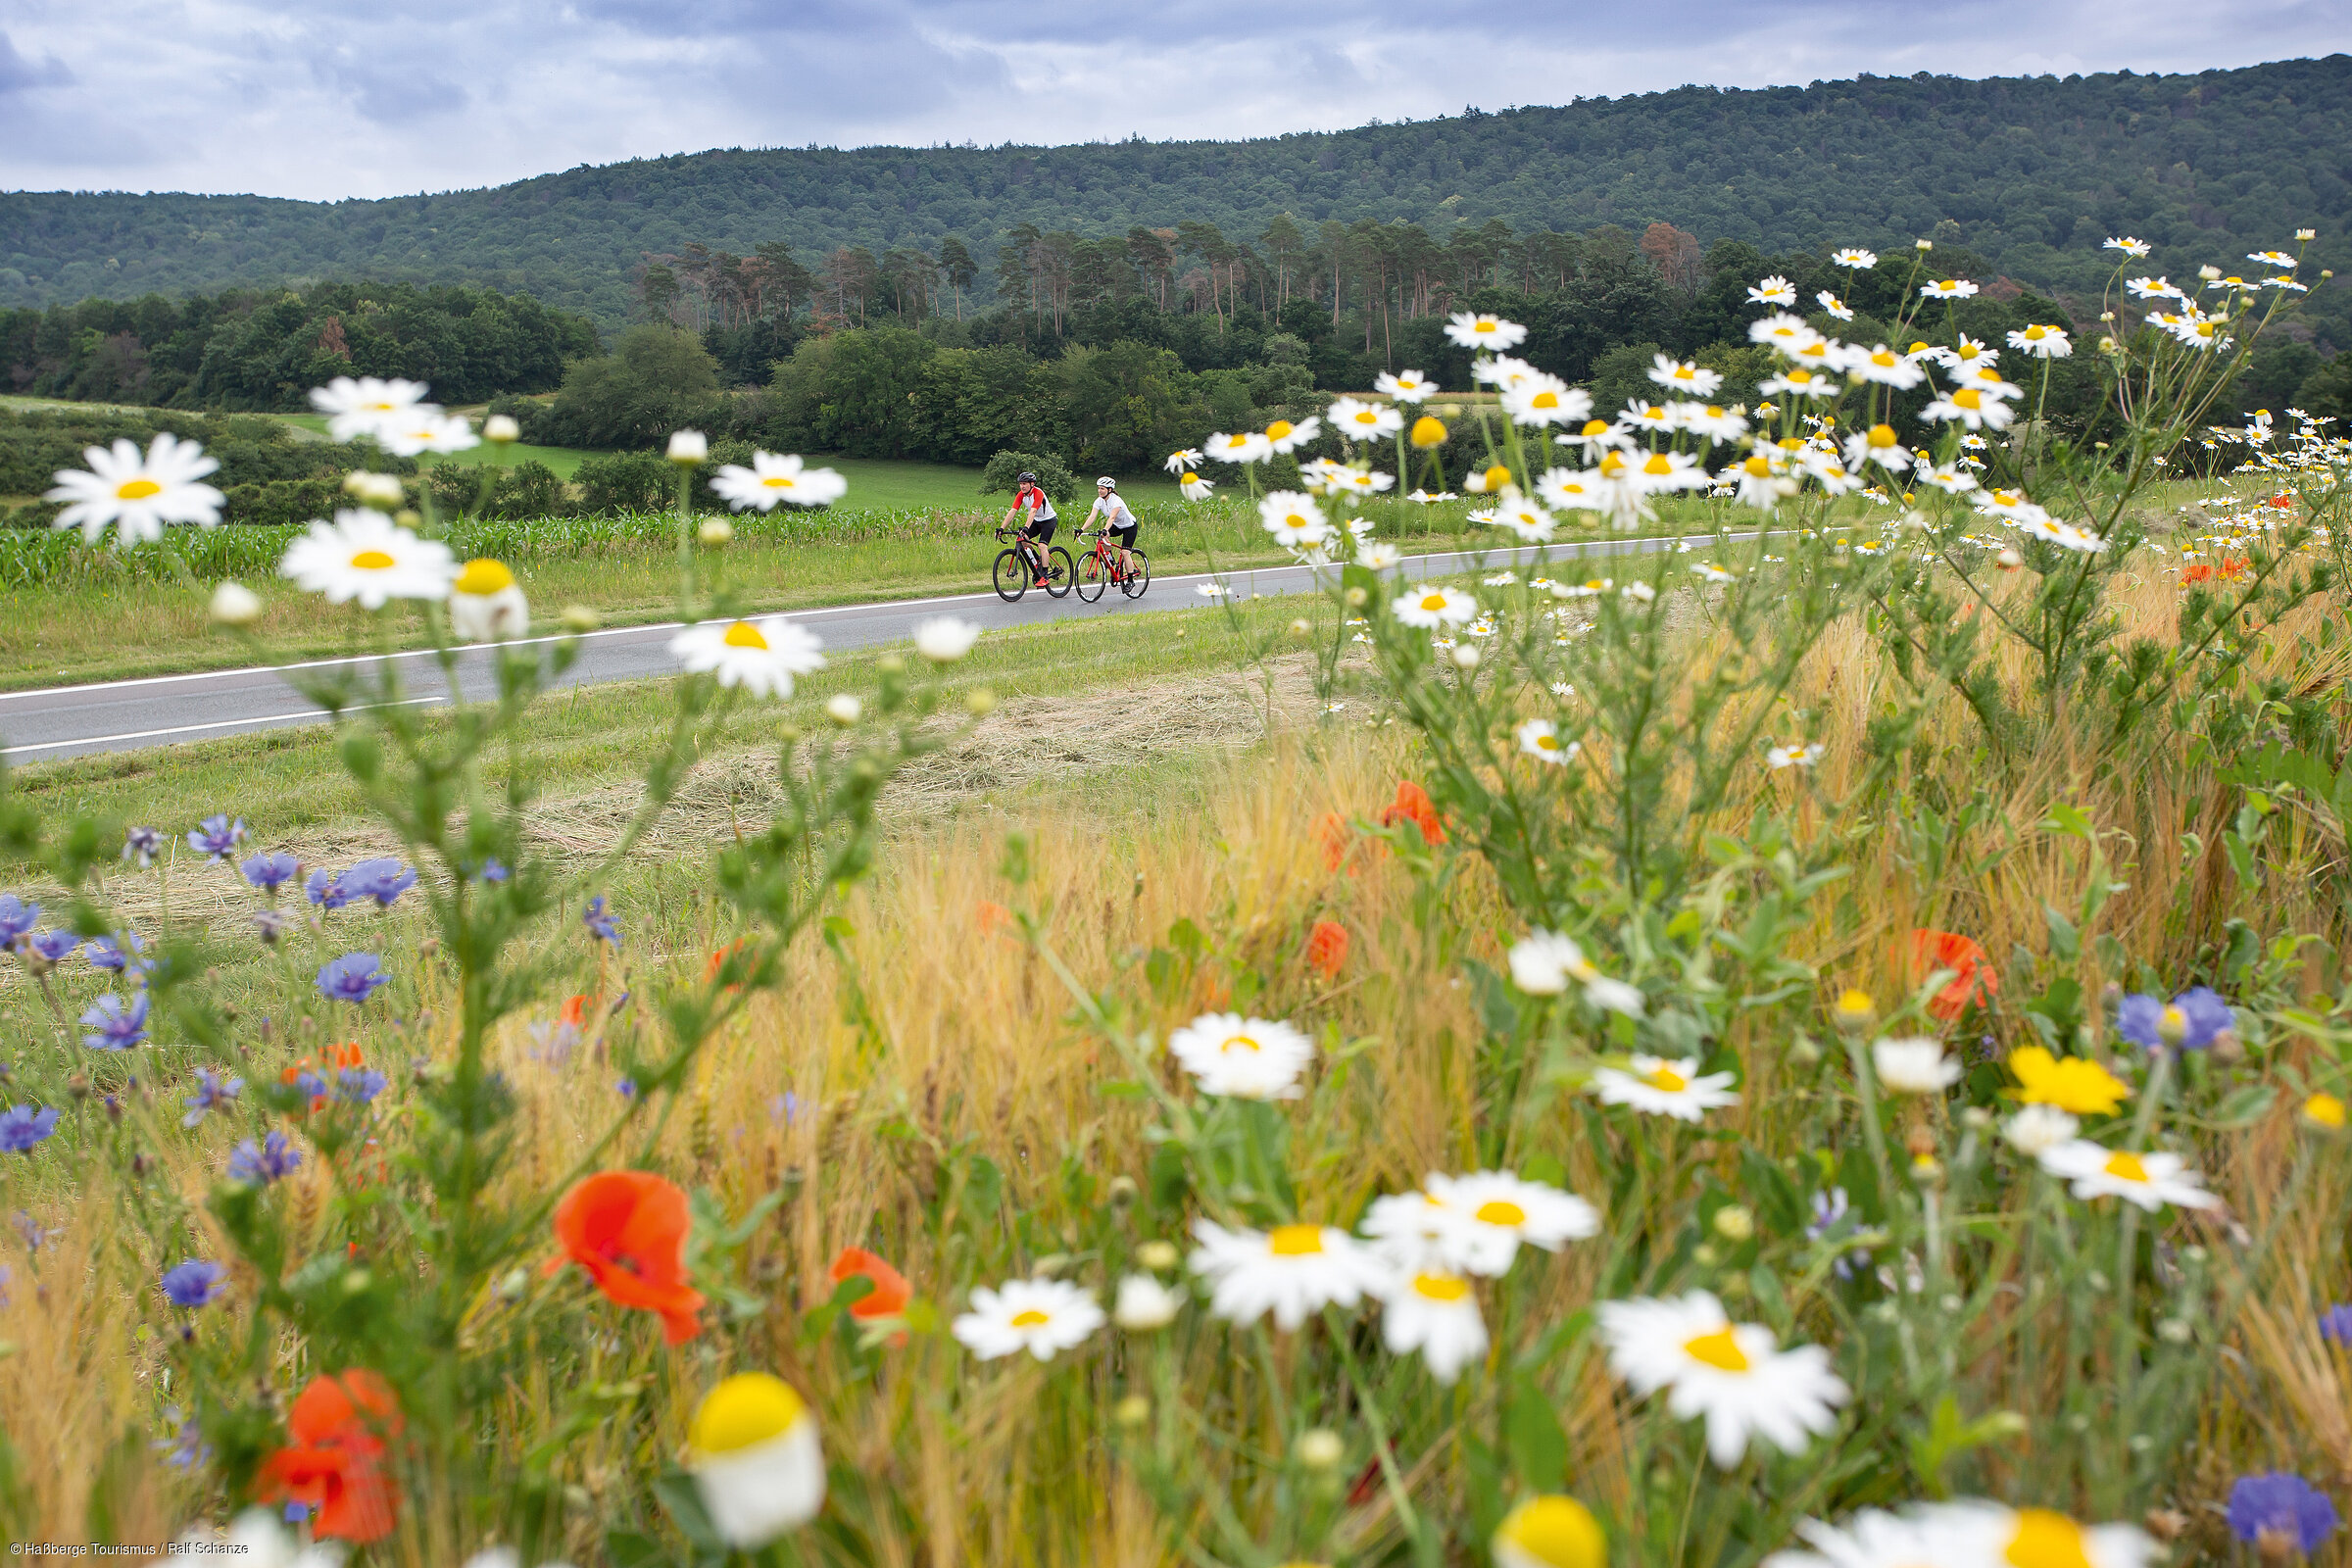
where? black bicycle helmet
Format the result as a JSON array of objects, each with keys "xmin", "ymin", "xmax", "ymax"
[{"xmin": 1017, "ymin": 470, "xmax": 1037, "ymax": 485}]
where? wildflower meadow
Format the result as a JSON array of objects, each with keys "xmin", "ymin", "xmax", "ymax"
[{"xmin": 4, "ymin": 231, "xmax": 2352, "ymax": 1568}]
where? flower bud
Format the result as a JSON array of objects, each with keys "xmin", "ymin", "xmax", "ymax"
[
  {"xmin": 825, "ymin": 694, "xmax": 862, "ymax": 726},
  {"xmin": 1296, "ymin": 1429, "xmax": 1346, "ymax": 1470},
  {"xmin": 210, "ymin": 580, "xmax": 263, "ymax": 627},
  {"xmin": 1451, "ymin": 643, "xmax": 1480, "ymax": 669},
  {"xmin": 2143, "ymin": 1510, "xmax": 2187, "ymax": 1544},
  {"xmin": 395, "ymin": 510, "xmax": 422, "ymax": 529},
  {"xmin": 1409, "ymin": 416, "xmax": 1448, "ymax": 449},
  {"xmin": 2303, "ymin": 1093, "xmax": 2345, "ymax": 1132},
  {"xmin": 1107, "ymin": 1174, "xmax": 1138, "ymax": 1207},
  {"xmin": 341, "ymin": 470, "xmax": 405, "ymax": 509},
  {"xmin": 561, "ymin": 604, "xmax": 601, "ymax": 633},
  {"xmin": 1113, "ymin": 1395, "xmax": 1151, "ymax": 1429},
  {"xmin": 2211, "ymin": 1029, "xmax": 2244, "ymax": 1065},
  {"xmin": 698, "ymin": 517, "xmax": 734, "ymax": 547},
  {"xmin": 2198, "ymin": 265, "xmax": 2222, "ymax": 281},
  {"xmin": 483, "ymin": 414, "xmax": 521, "ymax": 444},
  {"xmin": 1112, "ymin": 1274, "xmax": 1181, "ymax": 1332},
  {"xmin": 1136, "ymin": 1240, "xmax": 1179, "ymax": 1272},
  {"xmin": 1996, "ymin": 548, "xmax": 2023, "ymax": 570},
  {"xmin": 1833, "ymin": 989, "xmax": 1876, "ymax": 1033},
  {"xmin": 1290, "ymin": 617, "xmax": 1312, "ymax": 638},
  {"xmin": 1344, "ymin": 585, "xmax": 1368, "ymax": 608},
  {"xmin": 666, "ymin": 429, "xmax": 709, "ymax": 465},
  {"xmin": 965, "ymin": 687, "xmax": 997, "ymax": 717},
  {"xmin": 1711, "ymin": 1205, "xmax": 1754, "ymax": 1243}
]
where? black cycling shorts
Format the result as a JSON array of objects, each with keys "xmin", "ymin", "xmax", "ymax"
[
  {"xmin": 1022, "ymin": 516, "xmax": 1057, "ymax": 545},
  {"xmin": 1107, "ymin": 522, "xmax": 1138, "ymax": 548}
]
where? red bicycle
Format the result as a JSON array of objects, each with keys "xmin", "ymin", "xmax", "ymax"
[{"xmin": 1074, "ymin": 528, "xmax": 1152, "ymax": 602}]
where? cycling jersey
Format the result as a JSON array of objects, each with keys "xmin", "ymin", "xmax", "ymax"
[
  {"xmin": 1088, "ymin": 493, "xmax": 1138, "ymax": 546},
  {"xmin": 1014, "ymin": 483, "xmax": 1056, "ymax": 524}
]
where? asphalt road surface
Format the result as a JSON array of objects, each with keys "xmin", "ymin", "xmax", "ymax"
[{"xmin": 1, "ymin": 532, "xmax": 1739, "ymax": 763}]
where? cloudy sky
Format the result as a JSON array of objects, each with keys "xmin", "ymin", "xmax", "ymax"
[{"xmin": 5, "ymin": 0, "xmax": 2349, "ymax": 201}]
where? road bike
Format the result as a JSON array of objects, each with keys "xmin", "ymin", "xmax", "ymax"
[
  {"xmin": 1074, "ymin": 528, "xmax": 1152, "ymax": 603},
  {"xmin": 992, "ymin": 525, "xmax": 1073, "ymax": 603}
]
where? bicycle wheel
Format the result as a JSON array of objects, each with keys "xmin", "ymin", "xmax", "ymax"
[
  {"xmin": 1043, "ymin": 546, "xmax": 1075, "ymax": 599},
  {"xmin": 1077, "ymin": 548, "xmax": 1108, "ymax": 602},
  {"xmin": 992, "ymin": 549, "xmax": 1028, "ymax": 602},
  {"xmin": 1121, "ymin": 550, "xmax": 1152, "ymax": 599}
]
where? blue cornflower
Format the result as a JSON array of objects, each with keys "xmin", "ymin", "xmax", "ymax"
[
  {"xmin": 290, "ymin": 1068, "xmax": 327, "ymax": 1101},
  {"xmin": 181, "ymin": 1068, "xmax": 244, "ymax": 1129},
  {"xmin": 583, "ymin": 895, "xmax": 621, "ymax": 944},
  {"xmin": 0, "ymin": 895, "xmax": 36, "ymax": 944},
  {"xmin": 317, "ymin": 953, "xmax": 389, "ymax": 1004},
  {"xmin": 13, "ymin": 1211, "xmax": 56, "ymax": 1250},
  {"xmin": 241, "ymin": 851, "xmax": 300, "ymax": 892},
  {"xmin": 2228, "ymin": 1473, "xmax": 2340, "ymax": 1555},
  {"xmin": 333, "ymin": 1067, "xmax": 388, "ymax": 1106},
  {"xmin": 615, "ymin": 1076, "xmax": 637, "ymax": 1099},
  {"xmin": 86, "ymin": 932, "xmax": 149, "ymax": 974},
  {"xmin": 122, "ymin": 826, "xmax": 164, "ymax": 867},
  {"xmin": 0, "ymin": 1104, "xmax": 61, "ymax": 1153},
  {"xmin": 459, "ymin": 856, "xmax": 510, "ymax": 883},
  {"xmin": 338, "ymin": 858, "xmax": 417, "ymax": 908},
  {"xmin": 27, "ymin": 929, "xmax": 80, "ymax": 964},
  {"xmin": 80, "ymin": 992, "xmax": 150, "ymax": 1051},
  {"xmin": 1807, "ymin": 1186, "xmax": 1870, "ymax": 1279},
  {"xmin": 187, "ymin": 815, "xmax": 247, "ymax": 859},
  {"xmin": 157, "ymin": 1406, "xmax": 213, "ymax": 1471},
  {"xmin": 2320, "ymin": 1303, "xmax": 2352, "ymax": 1345},
  {"xmin": 227, "ymin": 1130, "xmax": 302, "ymax": 1184},
  {"xmin": 161, "ymin": 1259, "xmax": 228, "ymax": 1307},
  {"xmin": 305, "ymin": 867, "xmax": 353, "ymax": 910},
  {"xmin": 768, "ymin": 1091, "xmax": 800, "ymax": 1125},
  {"xmin": 2115, "ymin": 986, "xmax": 2232, "ymax": 1051}
]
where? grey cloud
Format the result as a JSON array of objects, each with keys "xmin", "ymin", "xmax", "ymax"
[{"xmin": 0, "ymin": 29, "xmax": 73, "ymax": 93}]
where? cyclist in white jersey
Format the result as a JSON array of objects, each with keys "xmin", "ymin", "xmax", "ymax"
[{"xmin": 1084, "ymin": 476, "xmax": 1139, "ymax": 578}]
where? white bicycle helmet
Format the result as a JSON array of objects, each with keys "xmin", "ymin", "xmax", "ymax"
[{"xmin": 1096, "ymin": 476, "xmax": 1117, "ymax": 489}]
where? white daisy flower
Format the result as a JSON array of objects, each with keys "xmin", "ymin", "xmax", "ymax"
[
  {"xmin": 1445, "ymin": 312, "xmax": 1528, "ymax": 351},
  {"xmin": 1189, "ymin": 1219, "xmax": 1390, "ymax": 1331},
  {"xmin": 1558, "ymin": 417, "xmax": 1633, "ymax": 462},
  {"xmin": 1473, "ymin": 354, "xmax": 1543, "ymax": 393},
  {"xmin": 1846, "ymin": 344, "xmax": 1927, "ymax": 389},
  {"xmin": 1620, "ymin": 581, "xmax": 1656, "ymax": 605},
  {"xmin": 309, "ymin": 375, "xmax": 434, "ymax": 443},
  {"xmin": 2008, "ymin": 324, "xmax": 2073, "ymax": 359},
  {"xmin": 45, "ymin": 432, "xmax": 224, "ymax": 545},
  {"xmin": 1747, "ymin": 275, "xmax": 1799, "ymax": 306},
  {"xmin": 1920, "ymin": 279, "xmax": 1980, "ymax": 300},
  {"xmin": 1761, "ymin": 1508, "xmax": 1957, "ymax": 1568},
  {"xmin": 1379, "ymin": 1269, "xmax": 1489, "ymax": 1384},
  {"xmin": 279, "ymin": 509, "xmax": 458, "ymax": 608},
  {"xmin": 1759, "ymin": 368, "xmax": 1839, "ymax": 402},
  {"xmin": 1911, "ymin": 1503, "xmax": 2157, "ymax": 1568},
  {"xmin": 1920, "ymin": 387, "xmax": 2015, "ymax": 431},
  {"xmin": 1167, "ymin": 1011, "xmax": 1316, "ymax": 1101},
  {"xmin": 1591, "ymin": 1055, "xmax": 1737, "ymax": 1121},
  {"xmin": 1376, "ymin": 368, "xmax": 1437, "ymax": 403},
  {"xmin": 710, "ymin": 452, "xmax": 849, "ymax": 510},
  {"xmin": 1596, "ymin": 1291, "xmax": 1849, "ymax": 1468},
  {"xmin": 1205, "ymin": 430, "xmax": 1273, "ymax": 465},
  {"xmin": 2105, "ymin": 236, "xmax": 2152, "ymax": 258},
  {"xmin": 1111, "ymin": 1274, "xmax": 1183, "ymax": 1331},
  {"xmin": 1346, "ymin": 515, "xmax": 1376, "ymax": 537},
  {"xmin": 1921, "ymin": 463, "xmax": 1981, "ymax": 495},
  {"xmin": 1162, "ymin": 448, "xmax": 1202, "ymax": 474},
  {"xmin": 1179, "ymin": 470, "xmax": 1215, "ymax": 501},
  {"xmin": 688, "ymin": 1373, "xmax": 826, "ymax": 1549},
  {"xmin": 2036, "ymin": 1141, "xmax": 2222, "ymax": 1211},
  {"xmin": 448, "ymin": 558, "xmax": 530, "ymax": 643},
  {"xmin": 913, "ymin": 616, "xmax": 981, "ymax": 662},
  {"xmin": 1263, "ymin": 414, "xmax": 1322, "ymax": 454},
  {"xmin": 668, "ymin": 616, "xmax": 825, "ymax": 698},
  {"xmin": 375, "ymin": 410, "xmax": 480, "ymax": 458},
  {"xmin": 1622, "ymin": 449, "xmax": 1711, "ymax": 494},
  {"xmin": 1421, "ymin": 1170, "xmax": 1600, "ymax": 1275},
  {"xmin": 1817, "ymin": 291, "xmax": 1854, "ymax": 321},
  {"xmin": 1680, "ymin": 404, "xmax": 1750, "ymax": 445},
  {"xmin": 2003, "ymin": 1104, "xmax": 2080, "ymax": 1156},
  {"xmin": 2126, "ymin": 275, "xmax": 2183, "ymax": 301},
  {"xmin": 1693, "ymin": 563, "xmax": 1736, "ymax": 584},
  {"xmin": 1357, "ymin": 542, "xmax": 1402, "ymax": 569},
  {"xmin": 1516, "ymin": 718, "xmax": 1578, "ymax": 766},
  {"xmin": 1951, "ymin": 364, "xmax": 2025, "ymax": 400},
  {"xmin": 1259, "ymin": 490, "xmax": 1332, "ymax": 550},
  {"xmin": 2020, "ymin": 516, "xmax": 2109, "ymax": 554},
  {"xmin": 1492, "ymin": 488, "xmax": 1557, "ymax": 542},
  {"xmin": 1831, "ymin": 248, "xmax": 1879, "ymax": 270},
  {"xmin": 1766, "ymin": 742, "xmax": 1824, "ymax": 770},
  {"xmin": 1872, "ymin": 1037, "xmax": 1961, "ymax": 1094},
  {"xmin": 2170, "ymin": 315, "xmax": 2231, "ymax": 351},
  {"xmin": 1333, "ymin": 467, "xmax": 1396, "ymax": 496},
  {"xmin": 1535, "ymin": 466, "xmax": 1618, "ymax": 516},
  {"xmin": 1393, "ymin": 585, "xmax": 1478, "ymax": 629},
  {"xmin": 1649, "ymin": 355, "xmax": 1723, "ymax": 396},
  {"xmin": 1501, "ymin": 376, "xmax": 1592, "ymax": 429},
  {"xmin": 1844, "ymin": 424, "xmax": 1914, "ymax": 473},
  {"xmin": 1494, "ymin": 1496, "xmax": 1608, "ymax": 1568},
  {"xmin": 1750, "ymin": 313, "xmax": 1825, "ymax": 355},
  {"xmin": 952, "ymin": 1278, "xmax": 1106, "ymax": 1361},
  {"xmin": 1329, "ymin": 397, "xmax": 1405, "ymax": 442}
]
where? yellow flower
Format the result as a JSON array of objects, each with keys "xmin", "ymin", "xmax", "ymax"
[
  {"xmin": 1494, "ymin": 1495, "xmax": 1606, "ymax": 1568},
  {"xmin": 1833, "ymin": 989, "xmax": 1876, "ymax": 1032},
  {"xmin": 1410, "ymin": 416, "xmax": 1449, "ymax": 448},
  {"xmin": 2007, "ymin": 1047, "xmax": 2131, "ymax": 1116},
  {"xmin": 2304, "ymin": 1093, "xmax": 2346, "ymax": 1131}
]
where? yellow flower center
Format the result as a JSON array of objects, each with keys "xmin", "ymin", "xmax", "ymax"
[
  {"xmin": 1642, "ymin": 454, "xmax": 1674, "ymax": 476},
  {"xmin": 1741, "ymin": 457, "xmax": 1771, "ymax": 477},
  {"xmin": 1681, "ymin": 1326, "xmax": 1749, "ymax": 1372},
  {"xmin": 722, "ymin": 620, "xmax": 769, "ymax": 650},
  {"xmin": 1644, "ymin": 1064, "xmax": 1689, "ymax": 1093},
  {"xmin": 2025, "ymin": 325, "xmax": 2050, "ymax": 340},
  {"xmin": 1954, "ymin": 389, "xmax": 1984, "ymax": 410},
  {"xmin": 1181, "ymin": 472, "xmax": 1200, "ymax": 484},
  {"xmin": 1420, "ymin": 593, "xmax": 1447, "ymax": 612},
  {"xmin": 1534, "ymin": 735, "xmax": 1560, "ymax": 753},
  {"xmin": 2307, "ymin": 1093, "xmax": 2347, "ymax": 1128},
  {"xmin": 762, "ymin": 473, "xmax": 796, "ymax": 488},
  {"xmin": 1498, "ymin": 1496, "xmax": 1606, "ymax": 1568},
  {"xmin": 690, "ymin": 1372, "xmax": 808, "ymax": 1454},
  {"xmin": 1411, "ymin": 1273, "xmax": 1472, "ymax": 1302},
  {"xmin": 1282, "ymin": 513, "xmax": 1309, "ymax": 529},
  {"xmin": 1268, "ymin": 1224, "xmax": 1325, "ymax": 1257},
  {"xmin": 350, "ymin": 550, "xmax": 396, "ymax": 570},
  {"xmin": 115, "ymin": 478, "xmax": 163, "ymax": 501},
  {"xmin": 1009, "ymin": 1309, "xmax": 1052, "ymax": 1328},
  {"xmin": 452, "ymin": 558, "xmax": 514, "ymax": 595},
  {"xmin": 1868, "ymin": 424, "xmax": 1898, "ymax": 448},
  {"xmin": 1599, "ymin": 453, "xmax": 1628, "ymax": 477},
  {"xmin": 2004, "ymin": 1509, "xmax": 2093, "ymax": 1568},
  {"xmin": 1475, "ymin": 1200, "xmax": 1528, "ymax": 1227},
  {"xmin": 1475, "ymin": 318, "xmax": 1497, "ymax": 332},
  {"xmin": 1266, "ymin": 419, "xmax": 1293, "ymax": 440},
  {"xmin": 1704, "ymin": 406, "xmax": 1725, "ymax": 418},
  {"xmin": 1220, "ymin": 1034, "xmax": 1259, "ymax": 1054},
  {"xmin": 1837, "ymin": 989, "xmax": 1874, "ymax": 1015},
  {"xmin": 2101, "ymin": 1151, "xmax": 2150, "ymax": 1184},
  {"xmin": 1580, "ymin": 419, "xmax": 1608, "ymax": 437},
  {"xmin": 1532, "ymin": 391, "xmax": 1559, "ymax": 410},
  {"xmin": 1872, "ymin": 351, "xmax": 1899, "ymax": 368},
  {"xmin": 1352, "ymin": 411, "xmax": 1378, "ymax": 425}
]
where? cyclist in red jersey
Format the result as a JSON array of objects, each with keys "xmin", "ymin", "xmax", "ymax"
[{"xmin": 1000, "ymin": 470, "xmax": 1058, "ymax": 587}]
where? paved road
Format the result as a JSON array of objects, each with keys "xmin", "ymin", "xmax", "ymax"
[{"xmin": 0, "ymin": 532, "xmax": 1731, "ymax": 762}]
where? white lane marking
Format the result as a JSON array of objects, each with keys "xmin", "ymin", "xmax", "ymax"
[
  {"xmin": 2, "ymin": 698, "xmax": 439, "ymax": 758},
  {"xmin": 0, "ymin": 530, "xmax": 1744, "ymax": 707}
]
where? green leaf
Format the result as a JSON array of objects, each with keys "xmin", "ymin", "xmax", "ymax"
[
  {"xmin": 1505, "ymin": 1375, "xmax": 1569, "ymax": 1491},
  {"xmin": 653, "ymin": 1471, "xmax": 723, "ymax": 1554}
]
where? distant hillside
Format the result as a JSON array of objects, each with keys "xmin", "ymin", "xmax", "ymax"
[{"xmin": 4, "ymin": 56, "xmax": 2347, "ymax": 335}]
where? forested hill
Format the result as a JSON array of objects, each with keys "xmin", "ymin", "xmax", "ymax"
[{"xmin": 5, "ymin": 55, "xmax": 2347, "ymax": 330}]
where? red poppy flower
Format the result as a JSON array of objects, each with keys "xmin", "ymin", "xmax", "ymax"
[
  {"xmin": 560, "ymin": 994, "xmax": 588, "ymax": 1028},
  {"xmin": 1379, "ymin": 781, "xmax": 1446, "ymax": 847},
  {"xmin": 1314, "ymin": 811, "xmax": 1351, "ymax": 872},
  {"xmin": 548, "ymin": 1170, "xmax": 706, "ymax": 1344},
  {"xmin": 255, "ymin": 1369, "xmax": 404, "ymax": 1543},
  {"xmin": 1909, "ymin": 929, "xmax": 1997, "ymax": 1021},
  {"xmin": 829, "ymin": 1247, "xmax": 911, "ymax": 1319},
  {"xmin": 974, "ymin": 900, "xmax": 1012, "ymax": 935},
  {"xmin": 1305, "ymin": 920, "xmax": 1349, "ymax": 980}
]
